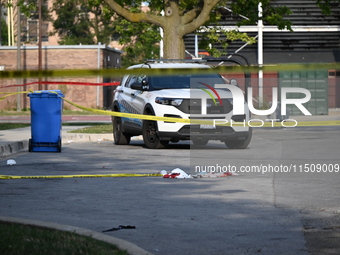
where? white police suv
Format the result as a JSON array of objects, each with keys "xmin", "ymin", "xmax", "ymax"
[{"xmin": 112, "ymin": 60, "xmax": 252, "ymax": 149}]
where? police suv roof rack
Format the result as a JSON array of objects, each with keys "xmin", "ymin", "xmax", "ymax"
[
  {"xmin": 144, "ymin": 58, "xmax": 206, "ymax": 64},
  {"xmin": 144, "ymin": 55, "xmax": 250, "ymax": 67},
  {"xmin": 202, "ymin": 55, "xmax": 250, "ymax": 67}
]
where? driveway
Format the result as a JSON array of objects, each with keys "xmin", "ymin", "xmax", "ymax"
[{"xmin": 1, "ymin": 126, "xmax": 339, "ymax": 254}]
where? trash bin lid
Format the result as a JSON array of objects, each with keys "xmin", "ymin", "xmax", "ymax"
[{"xmin": 28, "ymin": 90, "xmax": 64, "ymax": 98}]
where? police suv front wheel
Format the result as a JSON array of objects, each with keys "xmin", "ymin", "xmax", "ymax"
[{"xmin": 142, "ymin": 118, "xmax": 169, "ymax": 149}]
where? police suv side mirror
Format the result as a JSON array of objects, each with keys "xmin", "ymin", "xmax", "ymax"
[
  {"xmin": 131, "ymin": 82, "xmax": 143, "ymax": 90},
  {"xmin": 131, "ymin": 79, "xmax": 149, "ymax": 91}
]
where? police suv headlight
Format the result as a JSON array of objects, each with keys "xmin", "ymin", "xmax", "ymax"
[{"xmin": 155, "ymin": 97, "xmax": 183, "ymax": 106}]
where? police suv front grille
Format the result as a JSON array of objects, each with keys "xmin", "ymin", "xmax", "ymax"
[
  {"xmin": 176, "ymin": 98, "xmax": 233, "ymax": 114},
  {"xmin": 206, "ymin": 99, "xmax": 233, "ymax": 114},
  {"xmin": 177, "ymin": 99, "xmax": 201, "ymax": 114}
]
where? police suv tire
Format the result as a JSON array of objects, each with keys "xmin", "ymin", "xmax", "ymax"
[
  {"xmin": 192, "ymin": 139, "xmax": 209, "ymax": 146},
  {"xmin": 142, "ymin": 113, "xmax": 169, "ymax": 149},
  {"xmin": 224, "ymin": 128, "xmax": 252, "ymax": 149},
  {"xmin": 113, "ymin": 114, "xmax": 131, "ymax": 145}
]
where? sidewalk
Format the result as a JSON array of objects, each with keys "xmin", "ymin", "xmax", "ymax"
[
  {"xmin": 0, "ymin": 125, "xmax": 113, "ymax": 158},
  {"xmin": 0, "ymin": 115, "xmax": 113, "ymax": 157}
]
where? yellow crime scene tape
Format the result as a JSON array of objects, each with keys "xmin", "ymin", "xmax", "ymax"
[
  {"xmin": 0, "ymin": 91, "xmax": 32, "ymax": 101},
  {"xmin": 0, "ymin": 173, "xmax": 163, "ymax": 180},
  {"xmin": 1, "ymin": 63, "xmax": 340, "ymax": 79},
  {"xmin": 1, "ymin": 90, "xmax": 340, "ymax": 127},
  {"xmin": 1, "ymin": 66, "xmax": 339, "ymax": 181}
]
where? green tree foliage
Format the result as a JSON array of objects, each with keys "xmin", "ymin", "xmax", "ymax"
[
  {"xmin": 116, "ymin": 18, "xmax": 161, "ymax": 67},
  {"xmin": 17, "ymin": 0, "xmax": 50, "ymax": 20},
  {"xmin": 12, "ymin": 0, "xmax": 340, "ymax": 63},
  {"xmin": 315, "ymin": 0, "xmax": 340, "ymax": 15},
  {"xmin": 51, "ymin": 0, "xmax": 117, "ymax": 45},
  {"xmin": 51, "ymin": 1, "xmax": 161, "ymax": 65},
  {"xmin": 112, "ymin": 6, "xmax": 161, "ymax": 66},
  {"xmin": 104, "ymin": 0, "xmax": 225, "ymax": 59},
  {"xmin": 102, "ymin": 0, "xmax": 293, "ymax": 58},
  {"xmin": 230, "ymin": 0, "xmax": 292, "ymax": 30},
  {"xmin": 199, "ymin": 28, "xmax": 257, "ymax": 57},
  {"xmin": 103, "ymin": 0, "xmax": 340, "ymax": 59}
]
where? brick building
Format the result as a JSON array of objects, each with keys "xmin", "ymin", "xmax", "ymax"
[{"xmin": 0, "ymin": 44, "xmax": 122, "ymax": 111}]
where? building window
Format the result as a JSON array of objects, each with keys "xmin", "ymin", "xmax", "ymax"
[
  {"xmin": 21, "ymin": 19, "xmax": 48, "ymax": 43},
  {"xmin": 20, "ymin": 0, "xmax": 49, "ymax": 43}
]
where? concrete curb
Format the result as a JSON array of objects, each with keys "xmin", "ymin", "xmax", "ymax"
[
  {"xmin": 61, "ymin": 133, "xmax": 113, "ymax": 144},
  {"xmin": 0, "ymin": 215, "xmax": 153, "ymax": 255},
  {"xmin": 0, "ymin": 134, "xmax": 113, "ymax": 158},
  {"xmin": 1, "ymin": 133, "xmax": 143, "ymax": 158},
  {"xmin": 0, "ymin": 140, "xmax": 28, "ymax": 158}
]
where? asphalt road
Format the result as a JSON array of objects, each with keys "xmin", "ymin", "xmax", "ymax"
[{"xmin": 1, "ymin": 126, "xmax": 340, "ymax": 255}]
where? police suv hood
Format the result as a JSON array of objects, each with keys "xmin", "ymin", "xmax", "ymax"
[{"xmin": 151, "ymin": 88, "xmax": 233, "ymax": 99}]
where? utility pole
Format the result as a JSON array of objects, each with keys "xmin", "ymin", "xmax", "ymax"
[
  {"xmin": 38, "ymin": 0, "xmax": 42, "ymax": 90},
  {"xmin": 0, "ymin": 0, "xmax": 2, "ymax": 46},
  {"xmin": 97, "ymin": 42, "xmax": 101, "ymax": 107}
]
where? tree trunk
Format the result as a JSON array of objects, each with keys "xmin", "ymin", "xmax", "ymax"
[
  {"xmin": 161, "ymin": 3, "xmax": 186, "ymax": 59},
  {"xmin": 162, "ymin": 26, "xmax": 185, "ymax": 59},
  {"xmin": 103, "ymin": 0, "xmax": 221, "ymax": 60}
]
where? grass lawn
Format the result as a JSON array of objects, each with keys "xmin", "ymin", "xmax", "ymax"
[
  {"xmin": 0, "ymin": 123, "xmax": 112, "ymax": 134},
  {"xmin": 0, "ymin": 222, "xmax": 128, "ymax": 255},
  {"xmin": 0, "ymin": 123, "xmax": 30, "ymax": 130},
  {"xmin": 67, "ymin": 124, "xmax": 112, "ymax": 134},
  {"xmin": 0, "ymin": 110, "xmax": 97, "ymax": 116}
]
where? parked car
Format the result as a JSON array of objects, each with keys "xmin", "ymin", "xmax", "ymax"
[{"xmin": 112, "ymin": 60, "xmax": 252, "ymax": 149}]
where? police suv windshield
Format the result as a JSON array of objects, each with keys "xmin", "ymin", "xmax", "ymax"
[{"xmin": 149, "ymin": 73, "xmax": 226, "ymax": 90}]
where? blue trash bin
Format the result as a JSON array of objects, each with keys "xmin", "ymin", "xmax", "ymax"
[{"xmin": 28, "ymin": 90, "xmax": 64, "ymax": 152}]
